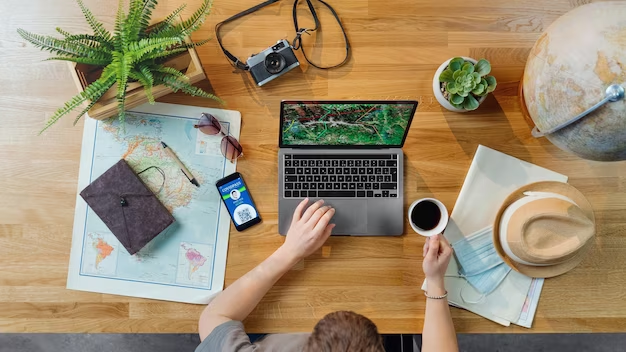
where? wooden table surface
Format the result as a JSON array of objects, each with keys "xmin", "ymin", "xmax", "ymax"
[{"xmin": 1, "ymin": 0, "xmax": 625, "ymax": 334}]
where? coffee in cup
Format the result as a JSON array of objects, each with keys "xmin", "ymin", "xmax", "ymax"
[{"xmin": 408, "ymin": 198, "xmax": 449, "ymax": 236}]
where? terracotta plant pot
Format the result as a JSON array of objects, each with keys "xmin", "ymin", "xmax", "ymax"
[{"xmin": 432, "ymin": 56, "xmax": 487, "ymax": 112}]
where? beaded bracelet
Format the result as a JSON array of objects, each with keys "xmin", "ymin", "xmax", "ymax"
[{"xmin": 424, "ymin": 291, "xmax": 448, "ymax": 299}]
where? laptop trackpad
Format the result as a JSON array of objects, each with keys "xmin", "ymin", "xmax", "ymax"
[{"xmin": 323, "ymin": 200, "xmax": 367, "ymax": 235}]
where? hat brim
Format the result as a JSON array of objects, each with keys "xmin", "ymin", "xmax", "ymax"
[{"xmin": 492, "ymin": 181, "xmax": 595, "ymax": 278}]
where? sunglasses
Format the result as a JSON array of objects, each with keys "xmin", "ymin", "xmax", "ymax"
[{"xmin": 194, "ymin": 113, "xmax": 243, "ymax": 162}]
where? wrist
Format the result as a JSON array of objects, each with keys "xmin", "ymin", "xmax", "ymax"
[
  {"xmin": 275, "ymin": 245, "xmax": 302, "ymax": 267},
  {"xmin": 426, "ymin": 277, "xmax": 446, "ymax": 296}
]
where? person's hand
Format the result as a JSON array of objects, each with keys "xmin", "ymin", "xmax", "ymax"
[
  {"xmin": 280, "ymin": 198, "xmax": 336, "ymax": 262},
  {"xmin": 422, "ymin": 234, "xmax": 453, "ymax": 294}
]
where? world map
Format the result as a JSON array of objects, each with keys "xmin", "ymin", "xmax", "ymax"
[{"xmin": 79, "ymin": 111, "xmax": 228, "ymax": 288}]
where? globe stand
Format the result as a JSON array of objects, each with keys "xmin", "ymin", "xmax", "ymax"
[{"xmin": 517, "ymin": 76, "xmax": 535, "ymax": 130}]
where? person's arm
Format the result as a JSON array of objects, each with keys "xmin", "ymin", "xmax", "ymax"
[
  {"xmin": 421, "ymin": 234, "xmax": 458, "ymax": 352},
  {"xmin": 198, "ymin": 198, "xmax": 336, "ymax": 341}
]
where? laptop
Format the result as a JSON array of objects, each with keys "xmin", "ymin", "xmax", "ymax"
[{"xmin": 278, "ymin": 100, "xmax": 418, "ymax": 236}]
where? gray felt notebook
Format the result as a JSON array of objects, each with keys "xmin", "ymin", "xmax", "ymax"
[{"xmin": 80, "ymin": 159, "xmax": 175, "ymax": 255}]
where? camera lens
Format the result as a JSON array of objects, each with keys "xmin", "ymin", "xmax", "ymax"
[{"xmin": 264, "ymin": 52, "xmax": 286, "ymax": 74}]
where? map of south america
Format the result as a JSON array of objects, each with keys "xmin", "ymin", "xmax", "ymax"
[
  {"xmin": 94, "ymin": 238, "xmax": 114, "ymax": 269},
  {"xmin": 182, "ymin": 243, "xmax": 207, "ymax": 279}
]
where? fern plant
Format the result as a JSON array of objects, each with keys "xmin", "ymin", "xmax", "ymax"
[
  {"xmin": 17, "ymin": 0, "xmax": 220, "ymax": 133},
  {"xmin": 439, "ymin": 57, "xmax": 497, "ymax": 111}
]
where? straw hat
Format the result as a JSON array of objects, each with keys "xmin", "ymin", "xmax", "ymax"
[{"xmin": 493, "ymin": 181, "xmax": 595, "ymax": 278}]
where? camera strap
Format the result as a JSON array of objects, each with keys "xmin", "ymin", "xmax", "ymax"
[{"xmin": 215, "ymin": 0, "xmax": 351, "ymax": 71}]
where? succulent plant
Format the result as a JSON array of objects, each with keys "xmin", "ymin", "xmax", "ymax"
[{"xmin": 439, "ymin": 57, "xmax": 497, "ymax": 111}]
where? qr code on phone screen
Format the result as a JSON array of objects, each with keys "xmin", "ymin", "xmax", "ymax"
[{"xmin": 237, "ymin": 208, "xmax": 253, "ymax": 223}]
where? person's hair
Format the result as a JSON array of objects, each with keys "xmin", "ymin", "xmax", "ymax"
[{"xmin": 303, "ymin": 311, "xmax": 385, "ymax": 352}]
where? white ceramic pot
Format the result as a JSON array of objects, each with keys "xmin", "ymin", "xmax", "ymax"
[{"xmin": 433, "ymin": 56, "xmax": 487, "ymax": 112}]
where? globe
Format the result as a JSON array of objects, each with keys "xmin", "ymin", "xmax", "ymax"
[{"xmin": 522, "ymin": 1, "xmax": 626, "ymax": 161}]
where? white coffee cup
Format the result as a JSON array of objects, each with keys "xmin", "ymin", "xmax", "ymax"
[{"xmin": 408, "ymin": 198, "xmax": 449, "ymax": 237}]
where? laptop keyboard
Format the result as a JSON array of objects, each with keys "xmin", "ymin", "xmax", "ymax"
[{"xmin": 283, "ymin": 154, "xmax": 399, "ymax": 198}]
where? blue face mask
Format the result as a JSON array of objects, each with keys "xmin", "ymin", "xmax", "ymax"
[{"xmin": 452, "ymin": 226, "xmax": 512, "ymax": 295}]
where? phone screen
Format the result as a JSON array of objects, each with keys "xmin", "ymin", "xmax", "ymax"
[{"xmin": 217, "ymin": 175, "xmax": 260, "ymax": 230}]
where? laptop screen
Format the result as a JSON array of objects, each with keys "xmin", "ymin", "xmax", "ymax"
[{"xmin": 279, "ymin": 101, "xmax": 418, "ymax": 148}]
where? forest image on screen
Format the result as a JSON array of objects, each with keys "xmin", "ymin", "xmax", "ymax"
[{"xmin": 281, "ymin": 103, "xmax": 413, "ymax": 146}]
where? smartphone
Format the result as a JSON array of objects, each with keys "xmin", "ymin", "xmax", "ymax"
[{"xmin": 216, "ymin": 172, "xmax": 262, "ymax": 231}]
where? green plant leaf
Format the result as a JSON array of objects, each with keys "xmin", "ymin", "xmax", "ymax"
[
  {"xmin": 451, "ymin": 102, "xmax": 463, "ymax": 109},
  {"xmin": 458, "ymin": 89, "xmax": 469, "ymax": 97},
  {"xmin": 45, "ymin": 56, "xmax": 110, "ymax": 66},
  {"xmin": 124, "ymin": 0, "xmax": 146, "ymax": 42},
  {"xmin": 149, "ymin": 4, "xmax": 187, "ymax": 36},
  {"xmin": 73, "ymin": 71, "xmax": 117, "ymax": 125},
  {"xmin": 485, "ymin": 75, "xmax": 497, "ymax": 93},
  {"xmin": 142, "ymin": 46, "xmax": 188, "ymax": 61},
  {"xmin": 154, "ymin": 0, "xmax": 212, "ymax": 39},
  {"xmin": 76, "ymin": 0, "xmax": 112, "ymax": 42},
  {"xmin": 138, "ymin": 0, "xmax": 159, "ymax": 35},
  {"xmin": 73, "ymin": 97, "xmax": 104, "ymax": 125},
  {"xmin": 41, "ymin": 68, "xmax": 116, "ymax": 134},
  {"xmin": 450, "ymin": 93, "xmax": 464, "ymax": 105},
  {"xmin": 181, "ymin": 38, "xmax": 211, "ymax": 49},
  {"xmin": 155, "ymin": 72, "xmax": 224, "ymax": 104},
  {"xmin": 472, "ymin": 84, "xmax": 485, "ymax": 96},
  {"xmin": 153, "ymin": 64, "xmax": 188, "ymax": 80},
  {"xmin": 176, "ymin": 0, "xmax": 212, "ymax": 36},
  {"xmin": 439, "ymin": 68, "xmax": 455, "ymax": 83},
  {"xmin": 113, "ymin": 0, "xmax": 126, "ymax": 51},
  {"xmin": 127, "ymin": 0, "xmax": 142, "ymax": 27},
  {"xmin": 453, "ymin": 70, "xmax": 463, "ymax": 80},
  {"xmin": 111, "ymin": 51, "xmax": 132, "ymax": 124},
  {"xmin": 446, "ymin": 82, "xmax": 458, "ymax": 94},
  {"xmin": 449, "ymin": 57, "xmax": 464, "ymax": 71},
  {"xmin": 41, "ymin": 95, "xmax": 88, "ymax": 134},
  {"xmin": 60, "ymin": 33, "xmax": 114, "ymax": 51},
  {"xmin": 462, "ymin": 62, "xmax": 474, "ymax": 74},
  {"xmin": 56, "ymin": 27, "xmax": 73, "ymax": 38},
  {"xmin": 463, "ymin": 94, "xmax": 480, "ymax": 110},
  {"xmin": 472, "ymin": 72, "xmax": 481, "ymax": 84},
  {"xmin": 17, "ymin": 28, "xmax": 111, "ymax": 61},
  {"xmin": 129, "ymin": 65, "xmax": 155, "ymax": 103},
  {"xmin": 474, "ymin": 59, "xmax": 491, "ymax": 76},
  {"xmin": 127, "ymin": 0, "xmax": 159, "ymax": 40},
  {"xmin": 139, "ymin": 64, "xmax": 154, "ymax": 87},
  {"xmin": 127, "ymin": 37, "xmax": 182, "ymax": 62}
]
